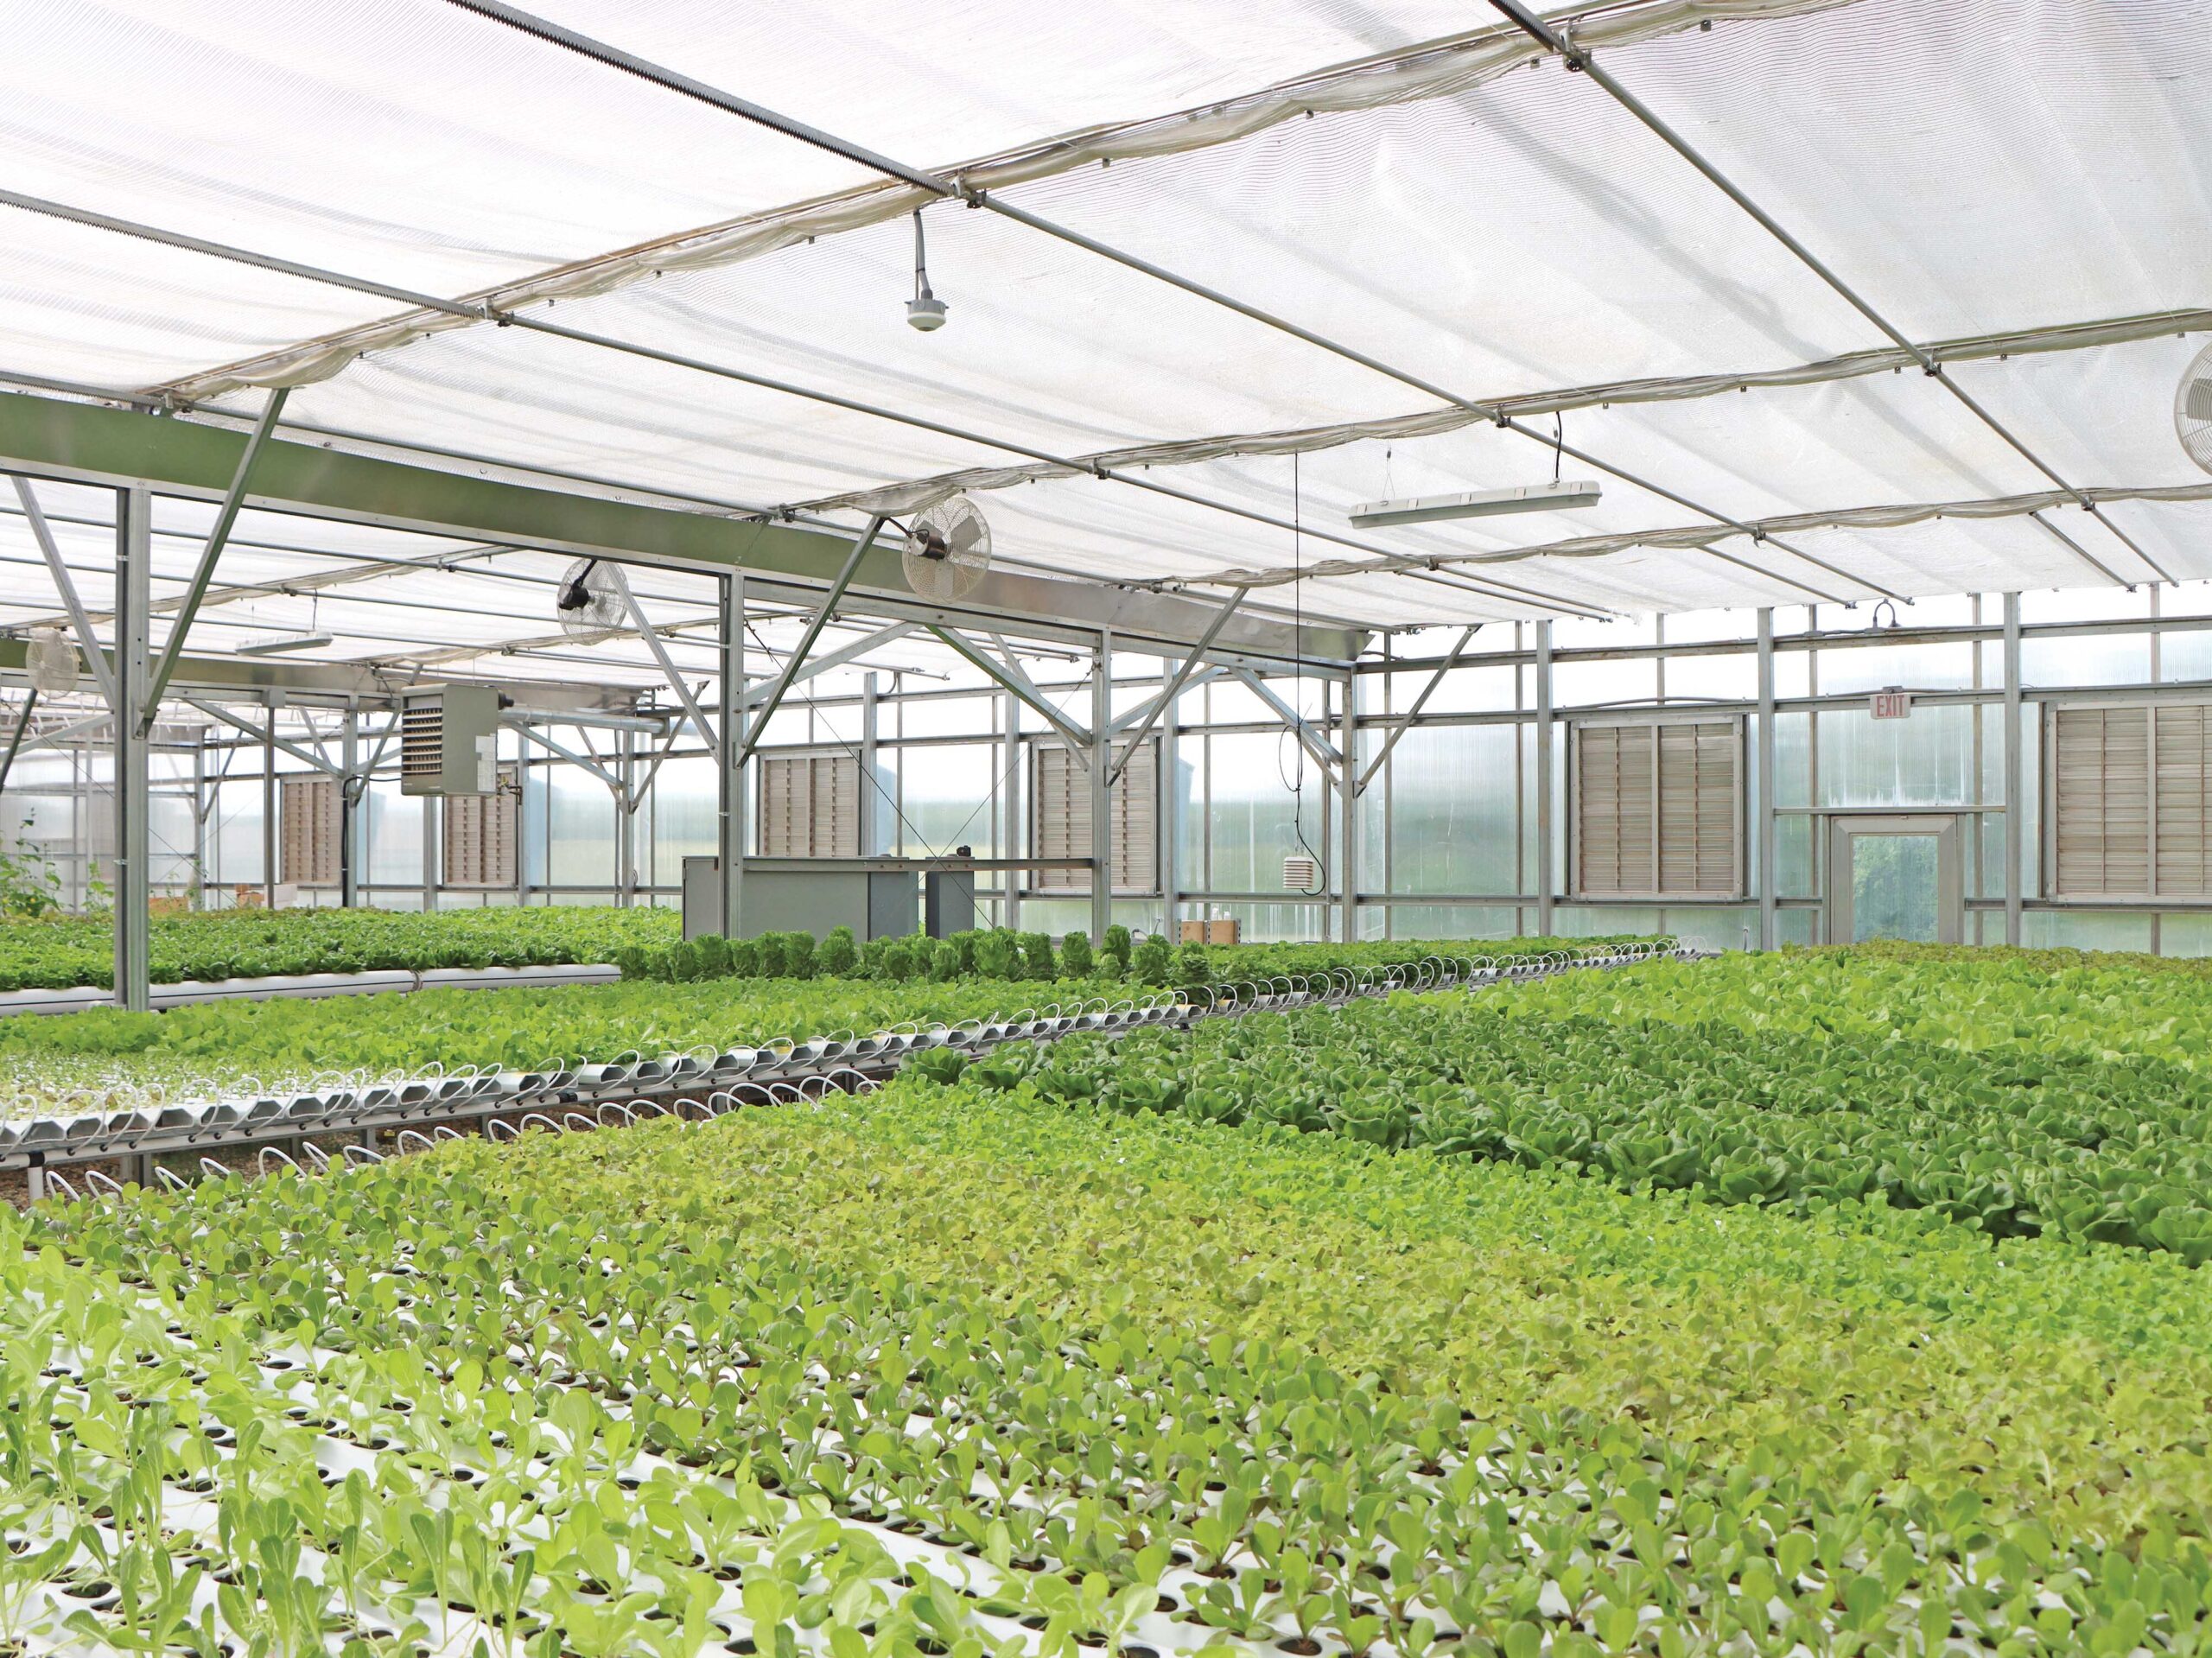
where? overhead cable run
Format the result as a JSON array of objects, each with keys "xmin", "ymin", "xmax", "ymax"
[
  {"xmin": 439, "ymin": 0, "xmax": 1892, "ymax": 610},
  {"xmin": 0, "ymin": 189, "xmax": 1580, "ymax": 626},
  {"xmin": 1478, "ymin": 0, "xmax": 2174, "ymax": 587}
]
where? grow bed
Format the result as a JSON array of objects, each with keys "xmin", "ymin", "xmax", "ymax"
[{"xmin": 11, "ymin": 1059, "xmax": 2208, "ymax": 1655}]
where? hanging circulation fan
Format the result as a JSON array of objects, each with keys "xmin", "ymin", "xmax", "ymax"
[
  {"xmin": 2179, "ymin": 342, "xmax": 2212, "ymax": 476},
  {"xmin": 26, "ymin": 626, "xmax": 77, "ymax": 696},
  {"xmin": 901, "ymin": 495, "xmax": 992, "ymax": 602},
  {"xmin": 555, "ymin": 557, "xmax": 627, "ymax": 638}
]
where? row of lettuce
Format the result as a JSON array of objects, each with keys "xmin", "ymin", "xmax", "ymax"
[
  {"xmin": 960, "ymin": 945, "xmax": 2212, "ymax": 1261},
  {"xmin": 613, "ymin": 925, "xmax": 1657, "ymax": 988},
  {"xmin": 19, "ymin": 1013, "xmax": 2211, "ymax": 1655},
  {"xmin": 0, "ymin": 904, "xmax": 680, "ymax": 989},
  {"xmin": 0, "ymin": 934, "xmax": 1632, "ymax": 1119},
  {"xmin": 0, "ymin": 902, "xmax": 1652, "ymax": 992}
]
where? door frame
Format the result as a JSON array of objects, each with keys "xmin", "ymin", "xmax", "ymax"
[{"xmin": 1826, "ymin": 813, "xmax": 1964, "ymax": 944}]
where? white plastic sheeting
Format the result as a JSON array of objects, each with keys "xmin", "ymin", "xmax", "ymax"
[{"xmin": 0, "ymin": 0, "xmax": 2208, "ymax": 632}]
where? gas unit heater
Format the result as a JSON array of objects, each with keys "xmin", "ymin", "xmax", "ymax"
[{"xmin": 400, "ymin": 685, "xmax": 505, "ymax": 797}]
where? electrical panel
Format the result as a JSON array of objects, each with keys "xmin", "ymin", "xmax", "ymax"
[{"xmin": 400, "ymin": 686, "xmax": 503, "ymax": 797}]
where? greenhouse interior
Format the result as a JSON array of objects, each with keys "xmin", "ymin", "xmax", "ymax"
[{"xmin": 3, "ymin": 0, "xmax": 2211, "ymax": 1654}]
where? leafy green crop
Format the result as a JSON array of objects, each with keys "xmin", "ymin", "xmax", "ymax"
[
  {"xmin": 26, "ymin": 1068, "xmax": 2212, "ymax": 1655},
  {"xmin": 990, "ymin": 969, "xmax": 2212, "ymax": 1260},
  {"xmin": 617, "ymin": 926, "xmax": 1663, "ymax": 987},
  {"xmin": 0, "ymin": 904, "xmax": 679, "ymax": 990}
]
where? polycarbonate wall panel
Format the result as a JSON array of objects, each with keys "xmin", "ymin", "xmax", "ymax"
[
  {"xmin": 1386, "ymin": 724, "xmax": 1521, "ymax": 897},
  {"xmin": 1815, "ymin": 705, "xmax": 1980, "ymax": 809}
]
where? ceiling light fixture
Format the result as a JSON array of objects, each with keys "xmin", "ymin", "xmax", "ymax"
[
  {"xmin": 236, "ymin": 632, "xmax": 334, "ymax": 656},
  {"xmin": 1348, "ymin": 479, "xmax": 1601, "ymax": 527}
]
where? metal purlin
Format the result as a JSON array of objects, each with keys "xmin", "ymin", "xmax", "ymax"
[
  {"xmin": 1480, "ymin": 0, "xmax": 2175, "ymax": 588},
  {"xmin": 435, "ymin": 0, "xmax": 1892, "ymax": 610},
  {"xmin": 0, "ymin": 187, "xmax": 1594, "ymax": 624}
]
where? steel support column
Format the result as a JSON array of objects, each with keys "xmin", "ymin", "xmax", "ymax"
[
  {"xmin": 719, "ymin": 572, "xmax": 745, "ymax": 938},
  {"xmin": 113, "ymin": 485, "xmax": 150, "ymax": 1011},
  {"xmin": 859, "ymin": 673, "xmax": 881, "ymax": 856},
  {"xmin": 423, "ymin": 782, "xmax": 440, "ymax": 912},
  {"xmin": 262, "ymin": 711, "xmax": 276, "ymax": 908},
  {"xmin": 1001, "ymin": 688, "xmax": 1022, "ymax": 932},
  {"xmin": 340, "ymin": 708, "xmax": 361, "ymax": 908},
  {"xmin": 1534, "ymin": 619, "xmax": 1554, "ymax": 937},
  {"xmin": 1090, "ymin": 632, "xmax": 1113, "ymax": 943},
  {"xmin": 2004, "ymin": 593, "xmax": 2023, "ymax": 946},
  {"xmin": 1756, "ymin": 607, "xmax": 1777, "ymax": 950},
  {"xmin": 1338, "ymin": 670, "xmax": 1357, "ymax": 942},
  {"xmin": 1159, "ymin": 668, "xmax": 1180, "ymax": 936}
]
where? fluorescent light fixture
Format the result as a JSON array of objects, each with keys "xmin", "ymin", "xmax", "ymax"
[
  {"xmin": 1348, "ymin": 480, "xmax": 1601, "ymax": 527},
  {"xmin": 235, "ymin": 632, "xmax": 334, "ymax": 657}
]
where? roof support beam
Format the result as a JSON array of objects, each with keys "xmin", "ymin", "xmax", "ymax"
[
  {"xmin": 736, "ymin": 517, "xmax": 884, "ymax": 766},
  {"xmin": 1483, "ymin": 0, "xmax": 2172, "ymax": 587},
  {"xmin": 1200, "ymin": 480, "xmax": 2212, "ymax": 594},
  {"xmin": 143, "ymin": 386, "xmax": 289, "ymax": 729},
  {"xmin": 931, "ymin": 627, "xmax": 1092, "ymax": 752},
  {"xmin": 0, "ymin": 393, "xmax": 1360, "ymax": 662},
  {"xmin": 439, "ymin": 0, "xmax": 1880, "ymax": 607},
  {"xmin": 798, "ymin": 307, "xmax": 2212, "ymax": 521},
  {"xmin": 11, "ymin": 478, "xmax": 120, "ymax": 711}
]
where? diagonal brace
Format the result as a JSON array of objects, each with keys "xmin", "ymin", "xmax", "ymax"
[
  {"xmin": 1109, "ymin": 588, "xmax": 1246, "ymax": 787},
  {"xmin": 1110, "ymin": 666, "xmax": 1226, "ymax": 736},
  {"xmin": 183, "ymin": 697, "xmax": 343, "ymax": 777},
  {"xmin": 737, "ymin": 516, "xmax": 885, "ymax": 766},
  {"xmin": 13, "ymin": 477, "xmax": 120, "ymax": 711},
  {"xmin": 1356, "ymin": 626, "xmax": 1480, "ymax": 795},
  {"xmin": 931, "ymin": 627, "xmax": 1091, "ymax": 752},
  {"xmin": 745, "ymin": 621, "xmax": 913, "ymax": 706},
  {"xmin": 0, "ymin": 689, "xmax": 37, "ymax": 794},
  {"xmin": 1233, "ymin": 668, "xmax": 1342, "ymax": 776},
  {"xmin": 143, "ymin": 387, "xmax": 289, "ymax": 731},
  {"xmin": 611, "ymin": 562, "xmax": 719, "ymax": 750},
  {"xmin": 516, "ymin": 721, "xmax": 625, "ymax": 792}
]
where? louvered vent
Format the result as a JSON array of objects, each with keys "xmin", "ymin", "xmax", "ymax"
[
  {"xmin": 1030, "ymin": 739, "xmax": 1156, "ymax": 892},
  {"xmin": 1574, "ymin": 720, "xmax": 1742, "ymax": 898}
]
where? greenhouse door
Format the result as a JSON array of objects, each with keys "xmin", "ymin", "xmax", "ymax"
[{"xmin": 1827, "ymin": 815, "xmax": 1963, "ymax": 945}]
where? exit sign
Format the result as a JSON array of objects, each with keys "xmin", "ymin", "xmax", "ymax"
[{"xmin": 1871, "ymin": 689, "xmax": 1912, "ymax": 720}]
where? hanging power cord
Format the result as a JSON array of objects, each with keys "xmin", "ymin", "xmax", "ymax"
[{"xmin": 1280, "ymin": 452, "xmax": 1327, "ymax": 899}]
